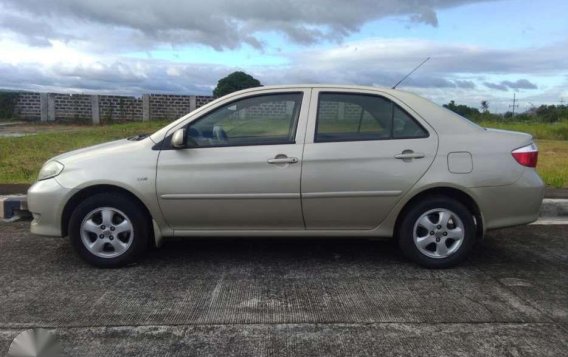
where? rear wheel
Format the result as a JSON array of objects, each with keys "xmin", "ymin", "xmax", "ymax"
[
  {"xmin": 398, "ymin": 196, "xmax": 476, "ymax": 268},
  {"xmin": 69, "ymin": 193, "xmax": 150, "ymax": 268}
]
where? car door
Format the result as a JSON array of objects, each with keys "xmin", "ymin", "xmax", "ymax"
[
  {"xmin": 301, "ymin": 89, "xmax": 438, "ymax": 230},
  {"xmin": 156, "ymin": 90, "xmax": 310, "ymax": 231}
]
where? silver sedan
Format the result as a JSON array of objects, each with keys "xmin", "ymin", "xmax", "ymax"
[{"xmin": 27, "ymin": 85, "xmax": 544, "ymax": 268}]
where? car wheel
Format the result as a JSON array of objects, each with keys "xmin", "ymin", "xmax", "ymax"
[
  {"xmin": 398, "ymin": 196, "xmax": 476, "ymax": 268},
  {"xmin": 68, "ymin": 193, "xmax": 150, "ymax": 268}
]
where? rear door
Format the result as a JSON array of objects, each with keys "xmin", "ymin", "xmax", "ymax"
[{"xmin": 300, "ymin": 89, "xmax": 438, "ymax": 229}]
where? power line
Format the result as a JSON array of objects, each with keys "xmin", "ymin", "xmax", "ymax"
[{"xmin": 528, "ymin": 102, "xmax": 535, "ymax": 108}]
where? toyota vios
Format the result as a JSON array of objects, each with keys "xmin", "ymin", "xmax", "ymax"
[{"xmin": 27, "ymin": 85, "xmax": 544, "ymax": 268}]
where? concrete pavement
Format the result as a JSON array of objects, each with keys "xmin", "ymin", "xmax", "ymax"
[{"xmin": 0, "ymin": 221, "xmax": 567, "ymax": 356}]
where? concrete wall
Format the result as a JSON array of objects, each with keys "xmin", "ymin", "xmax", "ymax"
[
  {"xmin": 9, "ymin": 91, "xmax": 301, "ymax": 124},
  {"xmin": 148, "ymin": 94, "xmax": 192, "ymax": 120},
  {"xmin": 10, "ymin": 91, "xmax": 216, "ymax": 124},
  {"xmin": 53, "ymin": 94, "xmax": 92, "ymax": 122},
  {"xmin": 13, "ymin": 92, "xmax": 42, "ymax": 121},
  {"xmin": 99, "ymin": 95, "xmax": 143, "ymax": 122}
]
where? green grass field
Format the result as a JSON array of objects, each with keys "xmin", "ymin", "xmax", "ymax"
[
  {"xmin": 477, "ymin": 120, "xmax": 568, "ymax": 141},
  {"xmin": 0, "ymin": 121, "xmax": 168, "ymax": 183},
  {"xmin": 534, "ymin": 140, "xmax": 568, "ymax": 188},
  {"xmin": 0, "ymin": 120, "xmax": 567, "ymax": 187}
]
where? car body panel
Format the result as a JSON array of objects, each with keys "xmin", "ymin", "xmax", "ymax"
[
  {"xmin": 156, "ymin": 143, "xmax": 305, "ymax": 230},
  {"xmin": 26, "ymin": 85, "xmax": 545, "ymax": 244},
  {"xmin": 300, "ymin": 87, "xmax": 439, "ymax": 229},
  {"xmin": 155, "ymin": 89, "xmax": 311, "ymax": 230},
  {"xmin": 27, "ymin": 178, "xmax": 71, "ymax": 236},
  {"xmin": 300, "ymin": 139, "xmax": 434, "ymax": 229},
  {"xmin": 28, "ymin": 138, "xmax": 173, "ymax": 238},
  {"xmin": 471, "ymin": 169, "xmax": 544, "ymax": 229}
]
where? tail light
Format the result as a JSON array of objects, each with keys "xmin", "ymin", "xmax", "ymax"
[{"xmin": 512, "ymin": 143, "xmax": 538, "ymax": 168}]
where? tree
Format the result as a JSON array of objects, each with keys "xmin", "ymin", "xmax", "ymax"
[
  {"xmin": 0, "ymin": 91, "xmax": 20, "ymax": 119},
  {"xmin": 534, "ymin": 104, "xmax": 568, "ymax": 123},
  {"xmin": 480, "ymin": 100, "xmax": 489, "ymax": 113},
  {"xmin": 443, "ymin": 100, "xmax": 480, "ymax": 119},
  {"xmin": 213, "ymin": 71, "xmax": 262, "ymax": 98}
]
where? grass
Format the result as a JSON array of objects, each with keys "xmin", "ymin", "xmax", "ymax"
[
  {"xmin": 0, "ymin": 120, "xmax": 567, "ymax": 187},
  {"xmin": 0, "ymin": 121, "xmax": 168, "ymax": 183},
  {"xmin": 535, "ymin": 140, "xmax": 568, "ymax": 188},
  {"xmin": 477, "ymin": 120, "xmax": 568, "ymax": 141}
]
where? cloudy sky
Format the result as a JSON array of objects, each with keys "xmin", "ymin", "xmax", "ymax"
[{"xmin": 0, "ymin": 0, "xmax": 566, "ymax": 112}]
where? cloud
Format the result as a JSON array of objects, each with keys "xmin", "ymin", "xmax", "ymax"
[
  {"xmin": 484, "ymin": 79, "xmax": 538, "ymax": 91},
  {"xmin": 0, "ymin": 36, "xmax": 563, "ymax": 110},
  {"xmin": 0, "ymin": 0, "xmax": 496, "ymax": 51},
  {"xmin": 0, "ymin": 11, "xmax": 79, "ymax": 47},
  {"xmin": 289, "ymin": 38, "xmax": 568, "ymax": 76},
  {"xmin": 502, "ymin": 79, "xmax": 538, "ymax": 90},
  {"xmin": 454, "ymin": 80, "xmax": 476, "ymax": 89},
  {"xmin": 484, "ymin": 82, "xmax": 508, "ymax": 91},
  {"xmin": 0, "ymin": 60, "xmax": 224, "ymax": 95}
]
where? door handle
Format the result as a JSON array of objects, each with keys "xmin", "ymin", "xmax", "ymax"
[
  {"xmin": 394, "ymin": 150, "xmax": 425, "ymax": 160},
  {"xmin": 267, "ymin": 156, "xmax": 299, "ymax": 164}
]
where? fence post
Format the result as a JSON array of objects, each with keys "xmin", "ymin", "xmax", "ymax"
[
  {"xmin": 47, "ymin": 94, "xmax": 55, "ymax": 122},
  {"xmin": 40, "ymin": 93, "xmax": 48, "ymax": 122},
  {"xmin": 142, "ymin": 94, "xmax": 150, "ymax": 121},
  {"xmin": 338, "ymin": 102, "xmax": 345, "ymax": 121},
  {"xmin": 91, "ymin": 95, "xmax": 100, "ymax": 125}
]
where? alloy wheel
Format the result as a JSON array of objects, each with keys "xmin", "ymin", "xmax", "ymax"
[
  {"xmin": 412, "ymin": 208, "xmax": 465, "ymax": 259},
  {"xmin": 80, "ymin": 207, "xmax": 134, "ymax": 258}
]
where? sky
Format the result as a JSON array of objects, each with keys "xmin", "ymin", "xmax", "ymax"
[{"xmin": 0, "ymin": 0, "xmax": 566, "ymax": 112}]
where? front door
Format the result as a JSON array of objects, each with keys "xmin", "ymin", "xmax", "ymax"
[
  {"xmin": 301, "ymin": 90, "xmax": 438, "ymax": 229},
  {"xmin": 156, "ymin": 90, "xmax": 310, "ymax": 231}
]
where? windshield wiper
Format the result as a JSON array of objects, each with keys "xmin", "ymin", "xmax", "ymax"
[{"xmin": 127, "ymin": 133, "xmax": 149, "ymax": 141}]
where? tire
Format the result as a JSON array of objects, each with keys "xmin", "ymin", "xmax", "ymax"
[
  {"xmin": 68, "ymin": 193, "xmax": 150, "ymax": 268},
  {"xmin": 398, "ymin": 196, "xmax": 476, "ymax": 268}
]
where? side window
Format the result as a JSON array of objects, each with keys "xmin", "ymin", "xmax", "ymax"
[
  {"xmin": 315, "ymin": 93, "xmax": 392, "ymax": 142},
  {"xmin": 186, "ymin": 93, "xmax": 302, "ymax": 147},
  {"xmin": 393, "ymin": 106, "xmax": 428, "ymax": 138},
  {"xmin": 315, "ymin": 93, "xmax": 428, "ymax": 142}
]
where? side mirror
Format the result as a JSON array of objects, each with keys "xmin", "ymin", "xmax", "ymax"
[{"xmin": 171, "ymin": 128, "xmax": 186, "ymax": 149}]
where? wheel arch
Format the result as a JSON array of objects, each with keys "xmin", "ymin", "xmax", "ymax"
[
  {"xmin": 61, "ymin": 184, "xmax": 154, "ymax": 240},
  {"xmin": 394, "ymin": 186, "xmax": 484, "ymax": 240}
]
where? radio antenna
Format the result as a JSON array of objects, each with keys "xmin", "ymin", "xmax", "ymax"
[{"xmin": 391, "ymin": 57, "xmax": 431, "ymax": 89}]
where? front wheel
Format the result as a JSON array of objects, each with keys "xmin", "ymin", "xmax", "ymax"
[
  {"xmin": 398, "ymin": 196, "xmax": 476, "ymax": 268},
  {"xmin": 69, "ymin": 193, "xmax": 150, "ymax": 268}
]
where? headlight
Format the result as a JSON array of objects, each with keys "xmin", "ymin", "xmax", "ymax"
[{"xmin": 38, "ymin": 161, "xmax": 64, "ymax": 181}]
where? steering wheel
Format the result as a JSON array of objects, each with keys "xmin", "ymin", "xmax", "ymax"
[
  {"xmin": 212, "ymin": 125, "xmax": 229, "ymax": 144},
  {"xmin": 186, "ymin": 127, "xmax": 203, "ymax": 147}
]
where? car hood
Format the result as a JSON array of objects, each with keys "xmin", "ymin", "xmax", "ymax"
[
  {"xmin": 48, "ymin": 135, "xmax": 159, "ymax": 191},
  {"xmin": 51, "ymin": 137, "xmax": 154, "ymax": 167}
]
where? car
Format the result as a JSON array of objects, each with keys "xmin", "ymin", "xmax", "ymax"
[{"xmin": 27, "ymin": 85, "xmax": 545, "ymax": 268}]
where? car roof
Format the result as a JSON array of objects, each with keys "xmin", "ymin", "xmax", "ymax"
[
  {"xmin": 238, "ymin": 84, "xmax": 407, "ymax": 95},
  {"xmin": 235, "ymin": 84, "xmax": 427, "ymax": 109}
]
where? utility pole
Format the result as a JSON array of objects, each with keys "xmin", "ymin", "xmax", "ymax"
[
  {"xmin": 561, "ymin": 98, "xmax": 566, "ymax": 106},
  {"xmin": 509, "ymin": 92, "xmax": 519, "ymax": 116}
]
